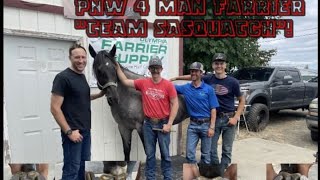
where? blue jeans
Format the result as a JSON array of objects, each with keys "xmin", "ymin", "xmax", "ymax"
[
  {"xmin": 143, "ymin": 119, "xmax": 172, "ymax": 180},
  {"xmin": 61, "ymin": 129, "xmax": 91, "ymax": 180},
  {"xmin": 186, "ymin": 122, "xmax": 212, "ymax": 164},
  {"xmin": 210, "ymin": 115, "xmax": 236, "ymax": 171}
]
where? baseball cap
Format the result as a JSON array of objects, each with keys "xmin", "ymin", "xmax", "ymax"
[
  {"xmin": 189, "ymin": 62, "xmax": 204, "ymax": 72},
  {"xmin": 149, "ymin": 56, "xmax": 162, "ymax": 67},
  {"xmin": 212, "ymin": 53, "xmax": 227, "ymax": 62}
]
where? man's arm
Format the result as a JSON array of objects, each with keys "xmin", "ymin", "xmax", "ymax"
[
  {"xmin": 162, "ymin": 96, "xmax": 179, "ymax": 133},
  {"xmin": 228, "ymin": 95, "xmax": 245, "ymax": 126},
  {"xmin": 234, "ymin": 95, "xmax": 245, "ymax": 120},
  {"xmin": 90, "ymin": 90, "xmax": 105, "ymax": 100},
  {"xmin": 50, "ymin": 93, "xmax": 83, "ymax": 142},
  {"xmin": 50, "ymin": 94, "xmax": 70, "ymax": 133},
  {"xmin": 208, "ymin": 87, "xmax": 218, "ymax": 137},
  {"xmin": 208, "ymin": 108, "xmax": 216, "ymax": 137},
  {"xmin": 170, "ymin": 75, "xmax": 192, "ymax": 81},
  {"xmin": 115, "ymin": 62, "xmax": 135, "ymax": 87}
]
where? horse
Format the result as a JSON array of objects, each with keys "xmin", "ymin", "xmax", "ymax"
[{"xmin": 89, "ymin": 44, "xmax": 189, "ymax": 161}]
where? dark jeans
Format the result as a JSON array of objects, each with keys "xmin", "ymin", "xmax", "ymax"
[
  {"xmin": 143, "ymin": 119, "xmax": 172, "ymax": 180},
  {"xmin": 210, "ymin": 115, "xmax": 236, "ymax": 171},
  {"xmin": 61, "ymin": 129, "xmax": 91, "ymax": 180}
]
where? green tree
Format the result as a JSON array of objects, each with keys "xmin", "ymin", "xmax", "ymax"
[{"xmin": 182, "ymin": 0, "xmax": 278, "ymax": 74}]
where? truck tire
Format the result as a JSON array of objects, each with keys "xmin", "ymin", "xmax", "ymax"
[
  {"xmin": 311, "ymin": 131, "xmax": 318, "ymax": 141},
  {"xmin": 247, "ymin": 103, "xmax": 269, "ymax": 132}
]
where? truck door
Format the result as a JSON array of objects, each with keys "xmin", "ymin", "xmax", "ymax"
[
  {"xmin": 287, "ymin": 70, "xmax": 305, "ymax": 107},
  {"xmin": 270, "ymin": 70, "xmax": 289, "ymax": 108}
]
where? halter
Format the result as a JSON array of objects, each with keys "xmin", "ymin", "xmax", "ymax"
[{"xmin": 97, "ymin": 81, "xmax": 117, "ymax": 90}]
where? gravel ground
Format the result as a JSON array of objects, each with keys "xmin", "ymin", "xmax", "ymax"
[{"xmin": 236, "ymin": 109, "xmax": 317, "ymax": 151}]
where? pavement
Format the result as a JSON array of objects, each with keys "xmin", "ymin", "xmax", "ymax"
[
  {"xmin": 141, "ymin": 137, "xmax": 318, "ymax": 180},
  {"xmin": 196, "ymin": 137, "xmax": 317, "ymax": 180},
  {"xmin": 3, "ymin": 138, "xmax": 318, "ymax": 179}
]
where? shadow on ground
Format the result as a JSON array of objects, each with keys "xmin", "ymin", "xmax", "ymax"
[{"xmin": 140, "ymin": 155, "xmax": 187, "ymax": 180}]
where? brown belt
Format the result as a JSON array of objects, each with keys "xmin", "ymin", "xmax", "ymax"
[
  {"xmin": 217, "ymin": 112, "xmax": 235, "ymax": 118},
  {"xmin": 145, "ymin": 116, "xmax": 168, "ymax": 124}
]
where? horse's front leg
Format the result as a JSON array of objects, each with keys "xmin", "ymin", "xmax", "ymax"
[{"xmin": 118, "ymin": 124, "xmax": 133, "ymax": 161}]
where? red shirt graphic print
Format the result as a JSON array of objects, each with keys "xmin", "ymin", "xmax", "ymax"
[{"xmin": 134, "ymin": 78, "xmax": 177, "ymax": 119}]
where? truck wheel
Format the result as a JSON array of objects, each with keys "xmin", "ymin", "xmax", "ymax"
[
  {"xmin": 311, "ymin": 131, "xmax": 318, "ymax": 141},
  {"xmin": 247, "ymin": 103, "xmax": 269, "ymax": 132}
]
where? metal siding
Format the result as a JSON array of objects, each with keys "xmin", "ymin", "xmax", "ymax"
[
  {"xmin": 54, "ymin": 14, "xmax": 72, "ymax": 35},
  {"xmin": 4, "ymin": 7, "xmax": 20, "ymax": 29},
  {"xmin": 37, "ymin": 11, "xmax": 55, "ymax": 33},
  {"xmin": 19, "ymin": 9, "xmax": 39, "ymax": 31}
]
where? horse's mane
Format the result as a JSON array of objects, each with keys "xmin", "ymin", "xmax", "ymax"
[
  {"xmin": 92, "ymin": 49, "xmax": 146, "ymax": 81},
  {"xmin": 119, "ymin": 62, "xmax": 146, "ymax": 80}
]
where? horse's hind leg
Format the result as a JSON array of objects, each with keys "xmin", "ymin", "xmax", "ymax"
[
  {"xmin": 118, "ymin": 125, "xmax": 132, "ymax": 161},
  {"xmin": 136, "ymin": 123, "xmax": 145, "ymax": 153}
]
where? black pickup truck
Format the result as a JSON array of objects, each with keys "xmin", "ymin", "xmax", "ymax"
[{"xmin": 230, "ymin": 66, "xmax": 318, "ymax": 131}]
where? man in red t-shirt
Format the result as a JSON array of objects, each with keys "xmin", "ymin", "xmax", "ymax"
[{"xmin": 115, "ymin": 56, "xmax": 179, "ymax": 180}]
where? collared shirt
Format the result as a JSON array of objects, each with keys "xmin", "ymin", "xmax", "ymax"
[{"xmin": 175, "ymin": 81, "xmax": 219, "ymax": 119}]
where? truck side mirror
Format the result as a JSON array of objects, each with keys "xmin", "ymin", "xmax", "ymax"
[{"xmin": 283, "ymin": 75, "xmax": 293, "ymax": 85}]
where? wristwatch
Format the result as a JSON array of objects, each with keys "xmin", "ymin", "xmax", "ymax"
[
  {"xmin": 209, "ymin": 127, "xmax": 215, "ymax": 130},
  {"xmin": 65, "ymin": 129, "xmax": 73, "ymax": 136}
]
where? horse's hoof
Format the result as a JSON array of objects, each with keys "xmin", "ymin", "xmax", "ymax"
[
  {"xmin": 278, "ymin": 171, "xmax": 291, "ymax": 179},
  {"xmin": 26, "ymin": 171, "xmax": 39, "ymax": 179},
  {"xmin": 99, "ymin": 174, "xmax": 114, "ymax": 180},
  {"xmin": 273, "ymin": 174, "xmax": 284, "ymax": 180},
  {"xmin": 290, "ymin": 173, "xmax": 302, "ymax": 180},
  {"xmin": 114, "ymin": 173, "xmax": 127, "ymax": 180},
  {"xmin": 197, "ymin": 176, "xmax": 224, "ymax": 180},
  {"xmin": 111, "ymin": 165, "xmax": 127, "ymax": 176},
  {"xmin": 10, "ymin": 172, "xmax": 27, "ymax": 180},
  {"xmin": 85, "ymin": 171, "xmax": 96, "ymax": 180}
]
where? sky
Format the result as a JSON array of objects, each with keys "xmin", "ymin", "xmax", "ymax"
[{"xmin": 258, "ymin": 1, "xmax": 318, "ymax": 71}]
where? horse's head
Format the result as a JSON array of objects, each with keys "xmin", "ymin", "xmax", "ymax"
[{"xmin": 89, "ymin": 44, "xmax": 119, "ymax": 106}]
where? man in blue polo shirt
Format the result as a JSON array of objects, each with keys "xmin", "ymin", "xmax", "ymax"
[{"xmin": 175, "ymin": 62, "xmax": 219, "ymax": 167}]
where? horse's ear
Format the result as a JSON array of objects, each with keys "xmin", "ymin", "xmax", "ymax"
[
  {"xmin": 89, "ymin": 44, "xmax": 97, "ymax": 58},
  {"xmin": 109, "ymin": 44, "xmax": 116, "ymax": 58}
]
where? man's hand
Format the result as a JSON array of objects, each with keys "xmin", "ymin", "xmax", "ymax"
[
  {"xmin": 227, "ymin": 117, "xmax": 238, "ymax": 126},
  {"xmin": 169, "ymin": 77, "xmax": 176, "ymax": 81},
  {"xmin": 207, "ymin": 128, "xmax": 214, "ymax": 137},
  {"xmin": 90, "ymin": 90, "xmax": 106, "ymax": 100},
  {"xmin": 68, "ymin": 129, "xmax": 83, "ymax": 143},
  {"xmin": 114, "ymin": 61, "xmax": 120, "ymax": 70},
  {"xmin": 162, "ymin": 124, "xmax": 172, "ymax": 133}
]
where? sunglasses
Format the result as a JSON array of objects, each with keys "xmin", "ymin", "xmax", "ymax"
[
  {"xmin": 213, "ymin": 62, "xmax": 225, "ymax": 65},
  {"xmin": 149, "ymin": 66, "xmax": 162, "ymax": 71}
]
